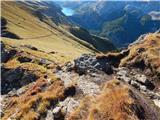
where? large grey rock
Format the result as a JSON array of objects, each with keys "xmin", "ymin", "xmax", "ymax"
[{"xmin": 74, "ymin": 54, "xmax": 113, "ymax": 75}]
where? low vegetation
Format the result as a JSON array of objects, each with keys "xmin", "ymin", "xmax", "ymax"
[
  {"xmin": 1, "ymin": 41, "xmax": 67, "ymax": 120},
  {"xmin": 68, "ymin": 79, "xmax": 143, "ymax": 120},
  {"xmin": 120, "ymin": 33, "xmax": 160, "ymax": 75},
  {"xmin": 2, "ymin": 78, "xmax": 65, "ymax": 120}
]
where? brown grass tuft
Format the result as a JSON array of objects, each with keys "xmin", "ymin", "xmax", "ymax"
[
  {"xmin": 68, "ymin": 79, "xmax": 139, "ymax": 120},
  {"xmin": 2, "ymin": 78, "xmax": 65, "ymax": 120},
  {"xmin": 120, "ymin": 33, "xmax": 160, "ymax": 74}
]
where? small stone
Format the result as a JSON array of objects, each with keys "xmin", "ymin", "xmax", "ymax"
[
  {"xmin": 153, "ymin": 99, "xmax": 160, "ymax": 108},
  {"xmin": 45, "ymin": 110, "xmax": 54, "ymax": 120},
  {"xmin": 135, "ymin": 74, "xmax": 149, "ymax": 85},
  {"xmin": 60, "ymin": 97, "xmax": 79, "ymax": 115},
  {"xmin": 137, "ymin": 48, "xmax": 145, "ymax": 53},
  {"xmin": 53, "ymin": 107, "xmax": 61, "ymax": 115},
  {"xmin": 39, "ymin": 59, "xmax": 52, "ymax": 65},
  {"xmin": 131, "ymin": 80, "xmax": 140, "ymax": 89},
  {"xmin": 117, "ymin": 70, "xmax": 127, "ymax": 76},
  {"xmin": 140, "ymin": 85, "xmax": 147, "ymax": 92},
  {"xmin": 134, "ymin": 74, "xmax": 155, "ymax": 90}
]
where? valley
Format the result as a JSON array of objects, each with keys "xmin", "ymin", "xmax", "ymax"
[{"xmin": 58, "ymin": 1, "xmax": 160, "ymax": 47}]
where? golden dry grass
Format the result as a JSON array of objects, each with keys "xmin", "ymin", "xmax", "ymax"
[
  {"xmin": 1, "ymin": 1, "xmax": 95, "ymax": 63},
  {"xmin": 68, "ymin": 80, "xmax": 139, "ymax": 120},
  {"xmin": 2, "ymin": 78, "xmax": 65, "ymax": 120},
  {"xmin": 120, "ymin": 33, "xmax": 160, "ymax": 73},
  {"xmin": 2, "ymin": 42, "xmax": 65, "ymax": 119}
]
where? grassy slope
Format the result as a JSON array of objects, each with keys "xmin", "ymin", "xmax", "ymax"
[
  {"xmin": 120, "ymin": 33, "xmax": 160, "ymax": 74},
  {"xmin": 1, "ymin": 1, "xmax": 95, "ymax": 63}
]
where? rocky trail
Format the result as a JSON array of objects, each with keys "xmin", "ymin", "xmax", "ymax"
[{"xmin": 1, "ymin": 32, "xmax": 160, "ymax": 120}]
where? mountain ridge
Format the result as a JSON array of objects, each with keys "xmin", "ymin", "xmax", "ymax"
[
  {"xmin": 60, "ymin": 1, "xmax": 160, "ymax": 47},
  {"xmin": 1, "ymin": 1, "xmax": 160, "ymax": 120}
]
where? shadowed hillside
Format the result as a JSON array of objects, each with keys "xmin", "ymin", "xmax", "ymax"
[{"xmin": 59, "ymin": 1, "xmax": 160, "ymax": 47}]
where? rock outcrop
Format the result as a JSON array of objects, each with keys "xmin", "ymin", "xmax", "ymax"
[
  {"xmin": 74, "ymin": 54, "xmax": 113, "ymax": 75},
  {"xmin": 1, "ymin": 67, "xmax": 38, "ymax": 94}
]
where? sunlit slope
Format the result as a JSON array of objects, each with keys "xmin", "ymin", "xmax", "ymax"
[{"xmin": 1, "ymin": 1, "xmax": 95, "ymax": 63}]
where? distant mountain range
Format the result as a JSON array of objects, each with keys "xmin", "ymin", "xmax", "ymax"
[
  {"xmin": 57, "ymin": 1, "xmax": 160, "ymax": 47},
  {"xmin": 1, "ymin": 1, "xmax": 160, "ymax": 120}
]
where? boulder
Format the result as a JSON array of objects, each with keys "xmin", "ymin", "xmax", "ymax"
[
  {"xmin": 20, "ymin": 72, "xmax": 37, "ymax": 86},
  {"xmin": 74, "ymin": 54, "xmax": 113, "ymax": 75},
  {"xmin": 1, "ymin": 67, "xmax": 38, "ymax": 94}
]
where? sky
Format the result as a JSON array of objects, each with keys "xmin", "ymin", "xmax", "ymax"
[{"xmin": 52, "ymin": 0, "xmax": 156, "ymax": 1}]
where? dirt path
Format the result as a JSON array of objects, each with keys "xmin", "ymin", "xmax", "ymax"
[{"xmin": 20, "ymin": 33, "xmax": 53, "ymax": 40}]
